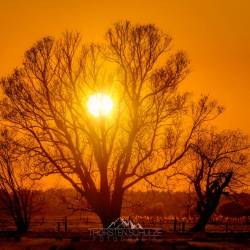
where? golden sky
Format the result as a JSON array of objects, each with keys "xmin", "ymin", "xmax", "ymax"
[{"xmin": 0, "ymin": 0, "xmax": 249, "ymax": 133}]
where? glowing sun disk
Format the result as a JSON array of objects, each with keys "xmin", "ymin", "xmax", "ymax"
[{"xmin": 87, "ymin": 93, "xmax": 113, "ymax": 117}]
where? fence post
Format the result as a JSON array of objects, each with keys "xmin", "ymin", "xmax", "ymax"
[
  {"xmin": 182, "ymin": 221, "xmax": 185, "ymax": 232},
  {"xmin": 225, "ymin": 221, "xmax": 229, "ymax": 232},
  {"xmin": 57, "ymin": 222, "xmax": 61, "ymax": 232},
  {"xmin": 64, "ymin": 216, "xmax": 68, "ymax": 232},
  {"xmin": 173, "ymin": 217, "xmax": 177, "ymax": 232}
]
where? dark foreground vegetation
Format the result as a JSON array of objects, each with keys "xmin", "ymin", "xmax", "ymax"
[{"xmin": 1, "ymin": 233, "xmax": 250, "ymax": 250}]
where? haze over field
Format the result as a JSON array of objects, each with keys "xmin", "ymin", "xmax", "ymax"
[{"xmin": 1, "ymin": 0, "xmax": 249, "ymax": 190}]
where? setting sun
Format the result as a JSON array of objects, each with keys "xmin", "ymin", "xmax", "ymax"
[{"xmin": 87, "ymin": 93, "xmax": 113, "ymax": 117}]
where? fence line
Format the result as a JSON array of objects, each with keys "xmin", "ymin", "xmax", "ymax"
[{"xmin": 1, "ymin": 216, "xmax": 250, "ymax": 233}]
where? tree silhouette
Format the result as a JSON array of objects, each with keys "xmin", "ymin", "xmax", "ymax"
[
  {"xmin": 0, "ymin": 21, "xmax": 222, "ymax": 226},
  {"xmin": 0, "ymin": 129, "xmax": 43, "ymax": 233},
  {"xmin": 183, "ymin": 129, "xmax": 249, "ymax": 232}
]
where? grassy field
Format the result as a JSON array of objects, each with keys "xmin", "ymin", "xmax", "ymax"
[
  {"xmin": 2, "ymin": 216, "xmax": 250, "ymax": 233},
  {"xmin": 0, "ymin": 237, "xmax": 250, "ymax": 250}
]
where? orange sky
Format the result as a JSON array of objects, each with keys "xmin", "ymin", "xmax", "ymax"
[
  {"xmin": 0, "ymin": 0, "xmax": 249, "ymax": 133},
  {"xmin": 0, "ymin": 0, "xmax": 249, "ymax": 189},
  {"xmin": 0, "ymin": 0, "xmax": 250, "ymax": 124},
  {"xmin": 1, "ymin": 0, "xmax": 250, "ymax": 134}
]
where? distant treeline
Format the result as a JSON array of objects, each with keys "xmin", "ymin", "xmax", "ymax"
[{"xmin": 1, "ymin": 188, "xmax": 249, "ymax": 219}]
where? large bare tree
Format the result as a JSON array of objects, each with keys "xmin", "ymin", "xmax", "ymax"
[
  {"xmin": 183, "ymin": 129, "xmax": 249, "ymax": 232},
  {"xmin": 0, "ymin": 22, "xmax": 222, "ymax": 226}
]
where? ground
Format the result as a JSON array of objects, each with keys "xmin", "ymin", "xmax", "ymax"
[{"xmin": 0, "ymin": 238, "xmax": 250, "ymax": 250}]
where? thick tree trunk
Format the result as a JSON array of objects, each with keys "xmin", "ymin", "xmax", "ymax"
[
  {"xmin": 15, "ymin": 218, "xmax": 29, "ymax": 233},
  {"xmin": 98, "ymin": 203, "xmax": 122, "ymax": 228},
  {"xmin": 99, "ymin": 211, "xmax": 121, "ymax": 228},
  {"xmin": 191, "ymin": 198, "xmax": 219, "ymax": 233},
  {"xmin": 97, "ymin": 189, "xmax": 124, "ymax": 228},
  {"xmin": 191, "ymin": 210, "xmax": 213, "ymax": 232}
]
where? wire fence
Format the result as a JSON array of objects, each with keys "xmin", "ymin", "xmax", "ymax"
[{"xmin": 1, "ymin": 216, "xmax": 250, "ymax": 233}]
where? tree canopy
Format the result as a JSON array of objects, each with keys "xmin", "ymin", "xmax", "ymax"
[{"xmin": 0, "ymin": 21, "xmax": 235, "ymax": 226}]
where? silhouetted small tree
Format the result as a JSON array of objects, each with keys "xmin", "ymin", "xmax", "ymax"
[
  {"xmin": 0, "ymin": 129, "xmax": 43, "ymax": 233},
  {"xmin": 183, "ymin": 129, "xmax": 249, "ymax": 232}
]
